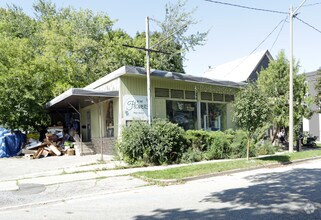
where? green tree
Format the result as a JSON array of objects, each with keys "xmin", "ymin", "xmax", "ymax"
[
  {"xmin": 233, "ymin": 83, "xmax": 270, "ymax": 160},
  {"xmin": 131, "ymin": 0, "xmax": 208, "ymax": 73},
  {"xmin": 257, "ymin": 50, "xmax": 312, "ymax": 142},
  {"xmin": 314, "ymin": 68, "xmax": 321, "ymax": 109},
  {"xmin": 0, "ymin": 33, "xmax": 51, "ymax": 130},
  {"xmin": 0, "ymin": 0, "xmax": 208, "ymax": 130}
]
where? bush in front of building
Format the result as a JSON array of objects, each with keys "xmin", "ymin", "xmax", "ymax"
[
  {"xmin": 117, "ymin": 122, "xmax": 277, "ymax": 165},
  {"xmin": 228, "ymin": 129, "xmax": 254, "ymax": 159},
  {"xmin": 115, "ymin": 120, "xmax": 150, "ymax": 164},
  {"xmin": 116, "ymin": 119, "xmax": 187, "ymax": 165},
  {"xmin": 255, "ymin": 142, "xmax": 276, "ymax": 156},
  {"xmin": 204, "ymin": 131, "xmax": 234, "ymax": 160},
  {"xmin": 185, "ymin": 129, "xmax": 259, "ymax": 161}
]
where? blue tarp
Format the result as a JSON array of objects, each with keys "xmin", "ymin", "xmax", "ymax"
[{"xmin": 0, "ymin": 128, "xmax": 26, "ymax": 158}]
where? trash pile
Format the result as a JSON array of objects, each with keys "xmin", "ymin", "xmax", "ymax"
[
  {"xmin": 23, "ymin": 126, "xmax": 76, "ymax": 159},
  {"xmin": 0, "ymin": 128, "xmax": 27, "ymax": 158}
]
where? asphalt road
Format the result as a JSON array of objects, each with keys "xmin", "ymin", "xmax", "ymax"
[{"xmin": 2, "ymin": 159, "xmax": 321, "ymax": 220}]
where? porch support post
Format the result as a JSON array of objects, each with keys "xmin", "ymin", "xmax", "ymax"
[{"xmin": 197, "ymin": 91, "xmax": 201, "ymax": 130}]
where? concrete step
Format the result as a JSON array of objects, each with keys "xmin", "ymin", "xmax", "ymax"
[{"xmin": 73, "ymin": 142, "xmax": 95, "ymax": 156}]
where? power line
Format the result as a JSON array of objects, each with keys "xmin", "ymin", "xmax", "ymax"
[
  {"xmin": 295, "ymin": 16, "xmax": 321, "ymax": 34},
  {"xmin": 222, "ymin": 18, "xmax": 287, "ymax": 79},
  {"xmin": 249, "ymin": 18, "xmax": 286, "ymax": 55},
  {"xmin": 122, "ymin": 44, "xmax": 170, "ymax": 54},
  {"xmin": 302, "ymin": 2, "xmax": 321, "ymax": 7},
  {"xmin": 270, "ymin": 16, "xmax": 288, "ymax": 51},
  {"xmin": 204, "ymin": 0, "xmax": 288, "ymax": 14}
]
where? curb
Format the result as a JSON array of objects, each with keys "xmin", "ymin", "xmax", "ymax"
[
  {"xmin": 1, "ymin": 155, "xmax": 321, "ymax": 211},
  {"xmin": 154, "ymin": 155, "xmax": 321, "ymax": 184}
]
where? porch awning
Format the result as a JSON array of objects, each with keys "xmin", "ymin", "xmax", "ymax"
[{"xmin": 45, "ymin": 88, "xmax": 118, "ymax": 110}]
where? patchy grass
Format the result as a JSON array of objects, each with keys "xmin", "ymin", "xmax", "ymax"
[
  {"xmin": 132, "ymin": 150, "xmax": 321, "ymax": 180},
  {"xmin": 79, "ymin": 160, "xmax": 107, "ymax": 167}
]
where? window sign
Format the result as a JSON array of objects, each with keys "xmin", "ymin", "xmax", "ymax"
[{"xmin": 123, "ymin": 95, "xmax": 148, "ymax": 120}]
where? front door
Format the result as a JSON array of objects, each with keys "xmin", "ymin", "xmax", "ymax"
[{"xmin": 86, "ymin": 111, "xmax": 91, "ymax": 141}]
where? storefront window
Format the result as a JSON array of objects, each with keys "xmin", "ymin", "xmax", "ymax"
[
  {"xmin": 201, "ymin": 103, "xmax": 226, "ymax": 131},
  {"xmin": 166, "ymin": 100, "xmax": 196, "ymax": 130}
]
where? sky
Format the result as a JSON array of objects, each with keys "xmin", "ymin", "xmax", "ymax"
[{"xmin": 0, "ymin": 0, "xmax": 320, "ymax": 75}]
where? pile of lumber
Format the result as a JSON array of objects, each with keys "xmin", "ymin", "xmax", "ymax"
[{"xmin": 23, "ymin": 134, "xmax": 75, "ymax": 159}]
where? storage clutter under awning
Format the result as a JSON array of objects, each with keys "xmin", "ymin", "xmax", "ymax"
[{"xmin": 23, "ymin": 126, "xmax": 77, "ymax": 159}]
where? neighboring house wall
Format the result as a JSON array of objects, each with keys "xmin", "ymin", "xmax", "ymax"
[
  {"xmin": 248, "ymin": 54, "xmax": 271, "ymax": 82},
  {"xmin": 303, "ymin": 71, "xmax": 320, "ymax": 140}
]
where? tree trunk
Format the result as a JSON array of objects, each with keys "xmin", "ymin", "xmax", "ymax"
[
  {"xmin": 271, "ymin": 126, "xmax": 279, "ymax": 145},
  {"xmin": 247, "ymin": 136, "xmax": 250, "ymax": 161}
]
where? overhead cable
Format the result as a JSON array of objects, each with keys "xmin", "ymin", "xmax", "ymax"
[
  {"xmin": 249, "ymin": 19, "xmax": 287, "ymax": 55},
  {"xmin": 302, "ymin": 2, "xmax": 321, "ymax": 7},
  {"xmin": 204, "ymin": 0, "xmax": 288, "ymax": 15},
  {"xmin": 296, "ymin": 16, "xmax": 321, "ymax": 34},
  {"xmin": 270, "ymin": 16, "xmax": 288, "ymax": 51},
  {"xmin": 222, "ymin": 18, "xmax": 287, "ymax": 79}
]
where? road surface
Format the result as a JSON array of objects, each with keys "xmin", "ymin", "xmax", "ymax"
[{"xmin": 2, "ymin": 159, "xmax": 321, "ymax": 219}]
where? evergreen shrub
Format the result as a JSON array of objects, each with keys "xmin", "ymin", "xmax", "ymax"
[{"xmin": 116, "ymin": 119, "xmax": 187, "ymax": 165}]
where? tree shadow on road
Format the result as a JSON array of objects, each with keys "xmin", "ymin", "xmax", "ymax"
[
  {"xmin": 134, "ymin": 168, "xmax": 321, "ymax": 220},
  {"xmin": 257, "ymin": 154, "xmax": 291, "ymax": 164}
]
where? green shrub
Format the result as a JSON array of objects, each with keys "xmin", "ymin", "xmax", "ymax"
[
  {"xmin": 255, "ymin": 142, "xmax": 276, "ymax": 156},
  {"xmin": 116, "ymin": 119, "xmax": 187, "ymax": 165},
  {"xmin": 205, "ymin": 131, "xmax": 233, "ymax": 160},
  {"xmin": 181, "ymin": 148, "xmax": 204, "ymax": 163},
  {"xmin": 117, "ymin": 123, "xmax": 276, "ymax": 165},
  {"xmin": 185, "ymin": 130, "xmax": 211, "ymax": 151},
  {"xmin": 148, "ymin": 119, "xmax": 187, "ymax": 164},
  {"xmin": 229, "ymin": 130, "xmax": 249, "ymax": 158},
  {"xmin": 115, "ymin": 120, "xmax": 150, "ymax": 164}
]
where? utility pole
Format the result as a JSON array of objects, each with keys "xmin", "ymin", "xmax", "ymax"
[
  {"xmin": 289, "ymin": 0, "xmax": 307, "ymax": 152},
  {"xmin": 146, "ymin": 16, "xmax": 152, "ymax": 125},
  {"xmin": 123, "ymin": 17, "xmax": 185, "ymax": 125},
  {"xmin": 289, "ymin": 5, "xmax": 294, "ymax": 153}
]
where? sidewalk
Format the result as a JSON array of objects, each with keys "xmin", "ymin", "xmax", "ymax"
[
  {"xmin": 0, "ymin": 153, "xmax": 245, "ymax": 192},
  {"xmin": 0, "ymin": 149, "xmax": 316, "ymax": 192},
  {"xmin": 1, "ymin": 151, "xmax": 321, "ymax": 211}
]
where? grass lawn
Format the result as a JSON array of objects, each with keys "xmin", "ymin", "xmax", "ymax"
[{"xmin": 132, "ymin": 149, "xmax": 321, "ymax": 180}]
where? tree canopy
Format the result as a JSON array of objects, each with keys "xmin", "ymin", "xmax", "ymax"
[
  {"xmin": 233, "ymin": 83, "xmax": 270, "ymax": 160},
  {"xmin": 314, "ymin": 68, "xmax": 321, "ymax": 109},
  {"xmin": 256, "ymin": 50, "xmax": 312, "ymax": 136},
  {"xmin": 0, "ymin": 0, "xmax": 207, "ymax": 130}
]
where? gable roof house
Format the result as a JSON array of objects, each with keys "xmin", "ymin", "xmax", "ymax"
[{"xmin": 203, "ymin": 50, "xmax": 273, "ymax": 82}]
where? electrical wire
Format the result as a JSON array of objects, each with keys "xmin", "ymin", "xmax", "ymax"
[
  {"xmin": 204, "ymin": 0, "xmax": 288, "ymax": 15},
  {"xmin": 302, "ymin": 2, "xmax": 321, "ymax": 7},
  {"xmin": 221, "ymin": 18, "xmax": 287, "ymax": 79},
  {"xmin": 270, "ymin": 16, "xmax": 288, "ymax": 51},
  {"xmin": 295, "ymin": 16, "xmax": 321, "ymax": 34}
]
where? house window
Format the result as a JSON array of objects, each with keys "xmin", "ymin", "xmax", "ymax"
[
  {"xmin": 201, "ymin": 103, "xmax": 226, "ymax": 131},
  {"xmin": 201, "ymin": 92, "xmax": 212, "ymax": 101},
  {"xmin": 225, "ymin": 94, "xmax": 234, "ymax": 102},
  {"xmin": 166, "ymin": 100, "xmax": 196, "ymax": 130},
  {"xmin": 213, "ymin": 93, "xmax": 224, "ymax": 101},
  {"xmin": 171, "ymin": 89, "xmax": 184, "ymax": 99},
  {"xmin": 185, "ymin": 91, "xmax": 196, "ymax": 100},
  {"xmin": 155, "ymin": 88, "xmax": 169, "ymax": 98}
]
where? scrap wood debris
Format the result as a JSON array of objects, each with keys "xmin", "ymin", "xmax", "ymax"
[{"xmin": 23, "ymin": 127, "xmax": 75, "ymax": 159}]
